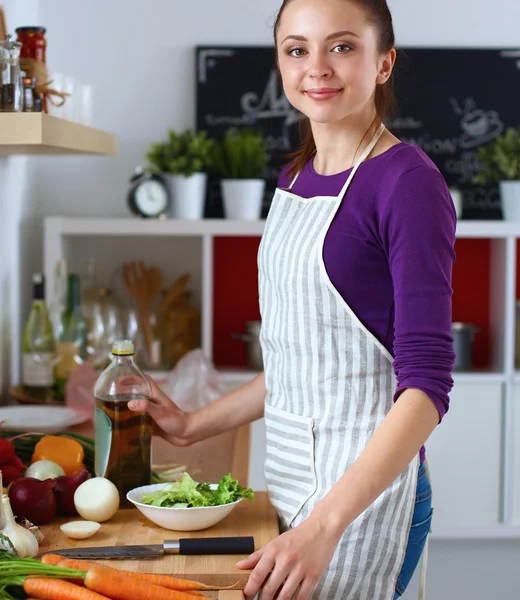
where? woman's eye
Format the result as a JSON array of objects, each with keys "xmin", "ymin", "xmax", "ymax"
[
  {"xmin": 332, "ymin": 44, "xmax": 352, "ymax": 54},
  {"xmin": 288, "ymin": 47, "xmax": 306, "ymax": 57}
]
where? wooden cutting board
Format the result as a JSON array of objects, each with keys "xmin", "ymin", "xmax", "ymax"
[{"xmin": 39, "ymin": 492, "xmax": 278, "ymax": 591}]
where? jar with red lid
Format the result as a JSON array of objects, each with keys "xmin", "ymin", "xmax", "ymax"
[{"xmin": 15, "ymin": 26, "xmax": 47, "ymax": 64}]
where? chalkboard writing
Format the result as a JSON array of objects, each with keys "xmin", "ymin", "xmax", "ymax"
[{"xmin": 196, "ymin": 46, "xmax": 520, "ymax": 219}]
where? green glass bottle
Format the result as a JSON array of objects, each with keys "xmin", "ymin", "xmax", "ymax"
[
  {"xmin": 54, "ymin": 273, "xmax": 87, "ymax": 400},
  {"xmin": 22, "ymin": 273, "xmax": 55, "ymax": 396}
]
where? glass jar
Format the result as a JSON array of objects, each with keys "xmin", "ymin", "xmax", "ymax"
[
  {"xmin": 15, "ymin": 27, "xmax": 47, "ymax": 64},
  {"xmin": 0, "ymin": 35, "xmax": 23, "ymax": 112}
]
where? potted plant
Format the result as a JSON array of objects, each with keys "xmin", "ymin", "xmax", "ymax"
[
  {"xmin": 473, "ymin": 127, "xmax": 520, "ymax": 221},
  {"xmin": 146, "ymin": 129, "xmax": 215, "ymax": 220},
  {"xmin": 213, "ymin": 128, "xmax": 268, "ymax": 221}
]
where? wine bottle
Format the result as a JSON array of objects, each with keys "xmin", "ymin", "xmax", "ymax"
[
  {"xmin": 54, "ymin": 273, "xmax": 87, "ymax": 400},
  {"xmin": 22, "ymin": 273, "xmax": 55, "ymax": 395}
]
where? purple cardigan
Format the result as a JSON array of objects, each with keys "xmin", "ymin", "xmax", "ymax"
[{"xmin": 279, "ymin": 143, "xmax": 456, "ymax": 462}]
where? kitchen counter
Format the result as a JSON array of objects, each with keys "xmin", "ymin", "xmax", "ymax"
[{"xmin": 39, "ymin": 491, "xmax": 278, "ymax": 598}]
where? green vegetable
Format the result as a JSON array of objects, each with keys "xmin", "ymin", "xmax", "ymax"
[{"xmin": 142, "ymin": 472, "xmax": 254, "ymax": 508}]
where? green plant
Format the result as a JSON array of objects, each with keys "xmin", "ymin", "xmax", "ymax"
[
  {"xmin": 146, "ymin": 129, "xmax": 215, "ymax": 177},
  {"xmin": 473, "ymin": 127, "xmax": 520, "ymax": 185},
  {"xmin": 213, "ymin": 128, "xmax": 268, "ymax": 179}
]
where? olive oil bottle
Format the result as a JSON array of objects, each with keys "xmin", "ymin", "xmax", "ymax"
[{"xmin": 93, "ymin": 340, "xmax": 152, "ymax": 505}]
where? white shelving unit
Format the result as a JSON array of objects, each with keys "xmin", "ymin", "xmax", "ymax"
[{"xmin": 43, "ymin": 217, "xmax": 520, "ymax": 539}]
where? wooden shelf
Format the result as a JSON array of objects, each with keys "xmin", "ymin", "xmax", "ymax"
[{"xmin": 0, "ymin": 113, "xmax": 117, "ymax": 156}]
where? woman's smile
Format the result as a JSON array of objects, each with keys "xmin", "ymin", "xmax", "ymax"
[{"xmin": 305, "ymin": 87, "xmax": 343, "ymax": 101}]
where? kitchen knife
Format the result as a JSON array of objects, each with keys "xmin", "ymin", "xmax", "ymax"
[{"xmin": 42, "ymin": 536, "xmax": 255, "ymax": 559}]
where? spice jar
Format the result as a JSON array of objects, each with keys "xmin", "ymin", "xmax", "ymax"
[
  {"xmin": 15, "ymin": 27, "xmax": 47, "ymax": 64},
  {"xmin": 22, "ymin": 75, "xmax": 41, "ymax": 112}
]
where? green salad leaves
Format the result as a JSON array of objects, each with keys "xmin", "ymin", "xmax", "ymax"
[{"xmin": 141, "ymin": 473, "xmax": 254, "ymax": 508}]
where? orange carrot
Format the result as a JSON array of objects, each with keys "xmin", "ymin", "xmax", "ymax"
[
  {"xmin": 24, "ymin": 577, "xmax": 111, "ymax": 600},
  {"xmin": 55, "ymin": 558, "xmax": 210, "ymax": 593},
  {"xmin": 40, "ymin": 553, "xmax": 65, "ymax": 565},
  {"xmin": 85, "ymin": 566, "xmax": 209, "ymax": 599}
]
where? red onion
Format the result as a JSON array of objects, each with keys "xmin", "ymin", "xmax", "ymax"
[
  {"xmin": 54, "ymin": 470, "xmax": 91, "ymax": 516},
  {"xmin": 8, "ymin": 477, "xmax": 57, "ymax": 524}
]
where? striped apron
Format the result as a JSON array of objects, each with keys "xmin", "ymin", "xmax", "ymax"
[{"xmin": 258, "ymin": 124, "xmax": 420, "ymax": 600}]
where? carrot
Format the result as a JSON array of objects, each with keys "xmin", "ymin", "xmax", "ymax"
[
  {"xmin": 24, "ymin": 577, "xmax": 111, "ymax": 600},
  {"xmin": 85, "ymin": 566, "xmax": 209, "ymax": 600},
  {"xmin": 54, "ymin": 558, "xmax": 211, "ymax": 593},
  {"xmin": 40, "ymin": 554, "xmax": 64, "ymax": 565}
]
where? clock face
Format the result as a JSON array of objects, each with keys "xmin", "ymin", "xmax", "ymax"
[{"xmin": 134, "ymin": 180, "xmax": 169, "ymax": 216}]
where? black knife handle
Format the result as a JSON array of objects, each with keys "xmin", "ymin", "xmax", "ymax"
[{"xmin": 179, "ymin": 536, "xmax": 255, "ymax": 555}]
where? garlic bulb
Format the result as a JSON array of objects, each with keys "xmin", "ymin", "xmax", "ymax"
[{"xmin": 0, "ymin": 494, "xmax": 39, "ymax": 558}]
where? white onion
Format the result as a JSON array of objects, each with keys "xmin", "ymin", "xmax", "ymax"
[
  {"xmin": 24, "ymin": 460, "xmax": 65, "ymax": 480},
  {"xmin": 60, "ymin": 520, "xmax": 101, "ymax": 539},
  {"xmin": 74, "ymin": 478, "xmax": 120, "ymax": 522}
]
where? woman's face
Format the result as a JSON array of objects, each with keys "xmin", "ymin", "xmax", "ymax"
[{"xmin": 276, "ymin": 0, "xmax": 394, "ymax": 125}]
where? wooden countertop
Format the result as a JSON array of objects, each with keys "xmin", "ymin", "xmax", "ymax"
[{"xmin": 39, "ymin": 491, "xmax": 278, "ymax": 597}]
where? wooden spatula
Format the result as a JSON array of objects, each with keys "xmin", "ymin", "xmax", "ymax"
[{"xmin": 0, "ymin": 7, "xmax": 8, "ymax": 42}]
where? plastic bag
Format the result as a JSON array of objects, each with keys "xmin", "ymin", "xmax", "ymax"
[{"xmin": 161, "ymin": 349, "xmax": 224, "ymax": 412}]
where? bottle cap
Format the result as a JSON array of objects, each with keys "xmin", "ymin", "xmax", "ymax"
[
  {"xmin": 32, "ymin": 273, "xmax": 44, "ymax": 300},
  {"xmin": 112, "ymin": 339, "xmax": 134, "ymax": 355}
]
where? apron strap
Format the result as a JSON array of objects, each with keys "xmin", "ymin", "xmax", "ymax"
[
  {"xmin": 288, "ymin": 171, "xmax": 301, "ymax": 190},
  {"xmin": 336, "ymin": 122, "xmax": 386, "ymax": 200},
  {"xmin": 288, "ymin": 122, "xmax": 386, "ymax": 194}
]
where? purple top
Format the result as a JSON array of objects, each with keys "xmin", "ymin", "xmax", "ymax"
[{"xmin": 279, "ymin": 142, "xmax": 456, "ymax": 463}]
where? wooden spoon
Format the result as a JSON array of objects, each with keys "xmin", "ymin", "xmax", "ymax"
[{"xmin": 157, "ymin": 273, "xmax": 191, "ymax": 315}]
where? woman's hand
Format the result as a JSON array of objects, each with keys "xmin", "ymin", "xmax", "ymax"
[
  {"xmin": 127, "ymin": 376, "xmax": 192, "ymax": 446},
  {"xmin": 237, "ymin": 515, "xmax": 341, "ymax": 600}
]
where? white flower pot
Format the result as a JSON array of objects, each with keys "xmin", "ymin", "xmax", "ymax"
[
  {"xmin": 221, "ymin": 179, "xmax": 266, "ymax": 221},
  {"xmin": 500, "ymin": 181, "xmax": 520, "ymax": 222},
  {"xmin": 163, "ymin": 173, "xmax": 207, "ymax": 220}
]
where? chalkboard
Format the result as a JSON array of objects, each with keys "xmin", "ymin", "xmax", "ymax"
[{"xmin": 196, "ymin": 46, "xmax": 520, "ymax": 219}]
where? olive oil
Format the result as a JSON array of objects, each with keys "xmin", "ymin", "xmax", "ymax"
[{"xmin": 94, "ymin": 341, "xmax": 152, "ymax": 506}]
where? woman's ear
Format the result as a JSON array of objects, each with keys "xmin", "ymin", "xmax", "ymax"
[{"xmin": 377, "ymin": 48, "xmax": 396, "ymax": 84}]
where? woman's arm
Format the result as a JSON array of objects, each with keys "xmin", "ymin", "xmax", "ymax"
[
  {"xmin": 310, "ymin": 388, "xmax": 438, "ymax": 535},
  {"xmin": 129, "ymin": 372, "xmax": 266, "ymax": 447},
  {"xmin": 184, "ymin": 372, "xmax": 267, "ymax": 444}
]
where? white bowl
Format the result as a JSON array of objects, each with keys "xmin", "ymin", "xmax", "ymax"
[{"xmin": 126, "ymin": 483, "xmax": 243, "ymax": 531}]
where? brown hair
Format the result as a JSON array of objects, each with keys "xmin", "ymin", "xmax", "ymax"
[{"xmin": 274, "ymin": 0, "xmax": 397, "ymax": 179}]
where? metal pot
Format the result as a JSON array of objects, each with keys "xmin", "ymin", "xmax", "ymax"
[
  {"xmin": 232, "ymin": 321, "xmax": 263, "ymax": 371},
  {"xmin": 451, "ymin": 322, "xmax": 479, "ymax": 371}
]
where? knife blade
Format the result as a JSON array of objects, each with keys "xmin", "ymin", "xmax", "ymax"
[{"xmin": 42, "ymin": 536, "xmax": 255, "ymax": 559}]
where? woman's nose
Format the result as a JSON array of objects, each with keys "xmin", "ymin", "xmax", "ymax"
[{"xmin": 307, "ymin": 54, "xmax": 333, "ymax": 78}]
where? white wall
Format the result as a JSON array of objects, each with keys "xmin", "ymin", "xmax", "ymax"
[
  {"xmin": 0, "ymin": 0, "xmax": 39, "ymax": 400},
  {"xmin": 2, "ymin": 0, "xmax": 520, "ymax": 597}
]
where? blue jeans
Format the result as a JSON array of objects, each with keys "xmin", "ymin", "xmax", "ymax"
[{"xmin": 394, "ymin": 461, "xmax": 433, "ymax": 599}]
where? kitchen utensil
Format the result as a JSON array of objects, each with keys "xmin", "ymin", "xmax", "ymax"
[
  {"xmin": 232, "ymin": 321, "xmax": 263, "ymax": 370},
  {"xmin": 157, "ymin": 272, "xmax": 191, "ymax": 315},
  {"xmin": 0, "ymin": 34, "xmax": 23, "ymax": 112},
  {"xmin": 0, "ymin": 8, "xmax": 7, "ymax": 43},
  {"xmin": 41, "ymin": 536, "xmax": 255, "ymax": 559},
  {"xmin": 451, "ymin": 322, "xmax": 479, "ymax": 371},
  {"xmin": 122, "ymin": 261, "xmax": 163, "ymax": 363},
  {"xmin": 126, "ymin": 482, "xmax": 244, "ymax": 531}
]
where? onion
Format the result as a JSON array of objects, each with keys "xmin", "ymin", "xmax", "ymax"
[
  {"xmin": 24, "ymin": 460, "xmax": 65, "ymax": 480},
  {"xmin": 8, "ymin": 478, "xmax": 57, "ymax": 524},
  {"xmin": 74, "ymin": 478, "xmax": 120, "ymax": 522},
  {"xmin": 54, "ymin": 470, "xmax": 91, "ymax": 516},
  {"xmin": 60, "ymin": 520, "xmax": 101, "ymax": 540}
]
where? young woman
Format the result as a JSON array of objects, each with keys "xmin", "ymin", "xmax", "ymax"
[{"xmin": 129, "ymin": 0, "xmax": 456, "ymax": 598}]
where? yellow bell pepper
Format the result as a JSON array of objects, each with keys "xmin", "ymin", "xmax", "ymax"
[{"xmin": 31, "ymin": 435, "xmax": 84, "ymax": 476}]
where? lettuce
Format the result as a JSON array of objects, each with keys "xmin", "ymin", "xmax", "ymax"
[{"xmin": 142, "ymin": 472, "xmax": 254, "ymax": 508}]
